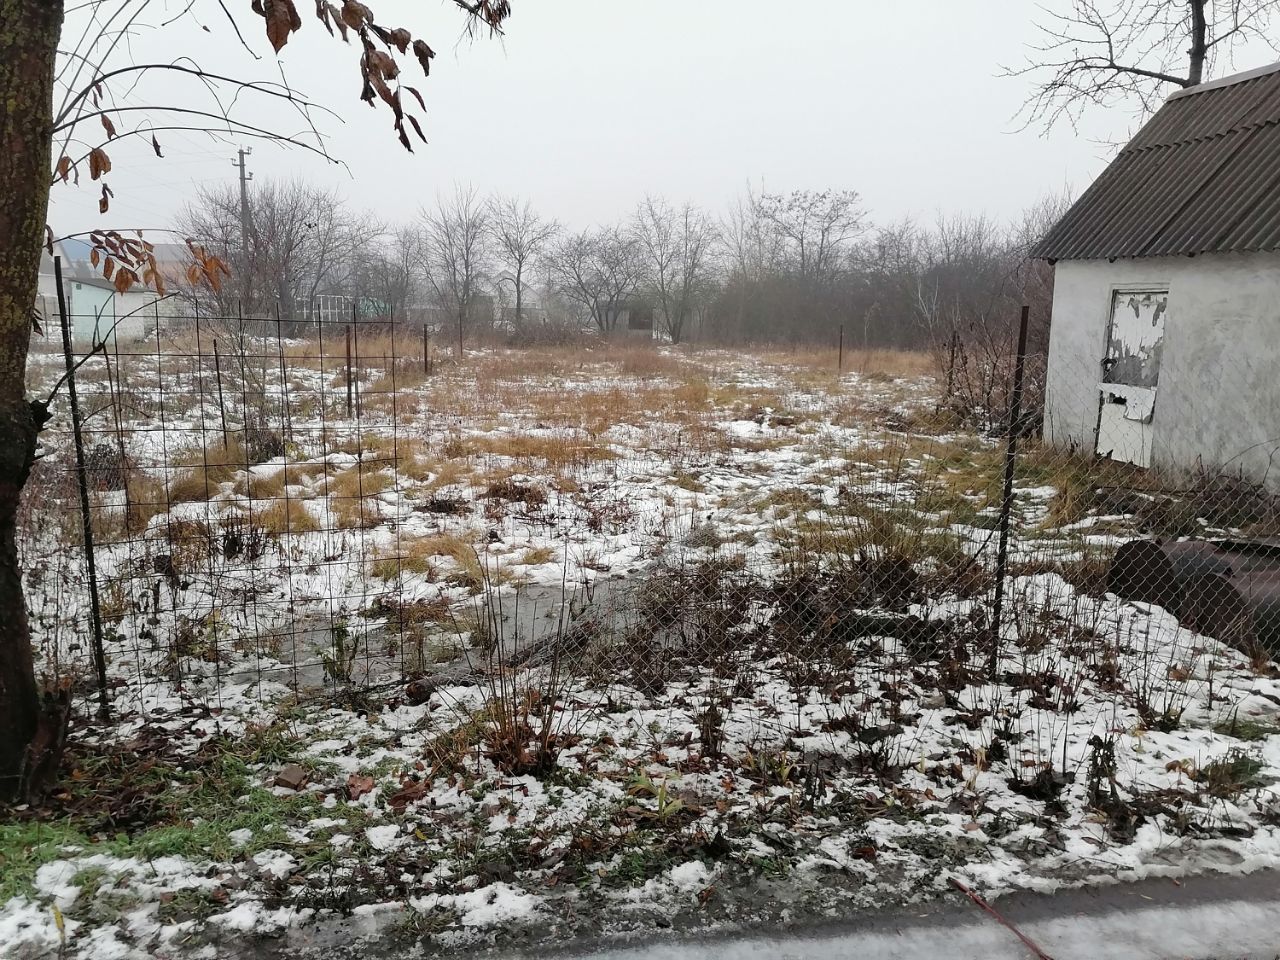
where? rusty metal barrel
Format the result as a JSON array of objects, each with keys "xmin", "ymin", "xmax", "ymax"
[
  {"xmin": 1181, "ymin": 569, "xmax": 1280, "ymax": 658},
  {"xmin": 1109, "ymin": 538, "xmax": 1280, "ymax": 657},
  {"xmin": 1107, "ymin": 539, "xmax": 1235, "ymax": 611}
]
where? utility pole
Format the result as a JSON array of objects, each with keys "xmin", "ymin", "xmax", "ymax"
[{"xmin": 233, "ymin": 147, "xmax": 253, "ymax": 309}]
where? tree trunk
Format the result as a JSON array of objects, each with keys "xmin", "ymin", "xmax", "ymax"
[
  {"xmin": 1188, "ymin": 0, "xmax": 1208, "ymax": 86},
  {"xmin": 0, "ymin": 0, "xmax": 63, "ymax": 800},
  {"xmin": 514, "ymin": 262, "xmax": 523, "ymax": 326}
]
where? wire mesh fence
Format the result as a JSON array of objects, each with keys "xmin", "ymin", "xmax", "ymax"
[{"xmin": 22, "ymin": 295, "xmax": 1280, "ymax": 784}]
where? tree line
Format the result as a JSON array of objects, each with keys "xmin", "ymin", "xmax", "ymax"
[{"xmin": 176, "ymin": 182, "xmax": 1066, "ymax": 357}]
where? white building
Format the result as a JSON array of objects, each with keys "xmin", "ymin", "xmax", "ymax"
[
  {"xmin": 37, "ymin": 239, "xmax": 183, "ymax": 348},
  {"xmin": 1037, "ymin": 62, "xmax": 1280, "ymax": 487}
]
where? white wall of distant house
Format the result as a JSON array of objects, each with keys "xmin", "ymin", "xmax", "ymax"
[{"xmin": 36, "ymin": 267, "xmax": 171, "ymax": 348}]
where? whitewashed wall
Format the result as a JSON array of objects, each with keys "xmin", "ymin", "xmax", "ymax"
[{"xmin": 1045, "ymin": 251, "xmax": 1280, "ymax": 487}]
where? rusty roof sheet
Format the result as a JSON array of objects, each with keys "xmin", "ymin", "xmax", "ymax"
[{"xmin": 1034, "ymin": 62, "xmax": 1280, "ymax": 261}]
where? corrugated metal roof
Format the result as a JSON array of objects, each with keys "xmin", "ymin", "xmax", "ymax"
[{"xmin": 1034, "ymin": 62, "xmax": 1280, "ymax": 261}]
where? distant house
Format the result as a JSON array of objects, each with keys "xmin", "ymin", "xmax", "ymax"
[
  {"xmin": 610, "ymin": 298, "xmax": 656, "ymax": 339},
  {"xmin": 494, "ymin": 272, "xmax": 550, "ymax": 327},
  {"xmin": 1036, "ymin": 62, "xmax": 1280, "ymax": 485},
  {"xmin": 37, "ymin": 239, "xmax": 184, "ymax": 347}
]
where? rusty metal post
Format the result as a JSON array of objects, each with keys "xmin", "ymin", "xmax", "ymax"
[
  {"xmin": 423, "ymin": 324, "xmax": 429, "ymax": 376},
  {"xmin": 838, "ymin": 325, "xmax": 844, "ymax": 372},
  {"xmin": 345, "ymin": 325, "xmax": 354, "ymax": 419},
  {"xmin": 990, "ymin": 305, "xmax": 1031, "ymax": 678},
  {"xmin": 211, "ymin": 338, "xmax": 229, "ymax": 450},
  {"xmin": 55, "ymin": 257, "xmax": 110, "ymax": 719},
  {"xmin": 352, "ymin": 304, "xmax": 362, "ymax": 420}
]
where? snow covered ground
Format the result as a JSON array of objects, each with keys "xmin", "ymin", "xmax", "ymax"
[{"xmin": 8, "ymin": 341, "xmax": 1280, "ymax": 959}]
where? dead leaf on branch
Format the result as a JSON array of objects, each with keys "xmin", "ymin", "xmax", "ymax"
[
  {"xmin": 412, "ymin": 39, "xmax": 434, "ymax": 76},
  {"xmin": 262, "ymin": 0, "xmax": 302, "ymax": 52},
  {"xmin": 340, "ymin": 0, "xmax": 371, "ymax": 30},
  {"xmin": 367, "ymin": 48, "xmax": 399, "ymax": 80},
  {"xmin": 88, "ymin": 147, "xmax": 111, "ymax": 180},
  {"xmin": 185, "ymin": 240, "xmax": 232, "ymax": 293}
]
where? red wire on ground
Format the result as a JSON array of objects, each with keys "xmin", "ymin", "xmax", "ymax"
[{"xmin": 949, "ymin": 877, "xmax": 1056, "ymax": 960}]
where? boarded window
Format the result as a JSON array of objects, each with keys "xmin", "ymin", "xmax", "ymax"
[{"xmin": 1103, "ymin": 290, "xmax": 1167, "ymax": 389}]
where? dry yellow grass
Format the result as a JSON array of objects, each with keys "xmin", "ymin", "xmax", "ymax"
[
  {"xmin": 372, "ymin": 532, "xmax": 483, "ymax": 587},
  {"xmin": 754, "ymin": 346, "xmax": 933, "ymax": 380},
  {"xmin": 257, "ymin": 497, "xmax": 320, "ymax": 534},
  {"xmin": 519, "ymin": 545, "xmax": 557, "ymax": 566},
  {"xmin": 235, "ymin": 468, "xmax": 286, "ymax": 500},
  {"xmin": 168, "ymin": 435, "xmax": 251, "ymax": 503},
  {"xmin": 329, "ymin": 463, "xmax": 396, "ymax": 501},
  {"xmin": 323, "ymin": 463, "xmax": 396, "ymax": 529},
  {"xmin": 462, "ymin": 433, "xmax": 616, "ymax": 469}
]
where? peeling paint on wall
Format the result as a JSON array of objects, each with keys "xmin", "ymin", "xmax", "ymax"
[
  {"xmin": 1104, "ymin": 290, "xmax": 1167, "ymax": 389},
  {"xmin": 1096, "ymin": 289, "xmax": 1168, "ymax": 467}
]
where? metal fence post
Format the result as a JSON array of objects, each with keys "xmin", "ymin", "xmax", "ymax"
[
  {"xmin": 345, "ymin": 325, "xmax": 354, "ymax": 419},
  {"xmin": 838, "ymin": 325, "xmax": 844, "ymax": 372},
  {"xmin": 990, "ymin": 304, "xmax": 1031, "ymax": 678},
  {"xmin": 211, "ymin": 337, "xmax": 229, "ymax": 450},
  {"xmin": 54, "ymin": 257, "xmax": 110, "ymax": 719}
]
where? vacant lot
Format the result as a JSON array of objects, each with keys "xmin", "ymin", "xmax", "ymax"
[{"xmin": 7, "ymin": 336, "xmax": 1280, "ymax": 959}]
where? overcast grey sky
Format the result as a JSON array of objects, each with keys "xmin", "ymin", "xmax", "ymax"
[{"xmin": 48, "ymin": 1, "xmax": 1275, "ymax": 240}]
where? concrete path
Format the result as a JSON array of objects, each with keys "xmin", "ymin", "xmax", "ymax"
[{"xmin": 528, "ymin": 872, "xmax": 1280, "ymax": 960}]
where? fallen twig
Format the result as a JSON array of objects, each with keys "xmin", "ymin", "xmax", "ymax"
[{"xmin": 950, "ymin": 877, "xmax": 1056, "ymax": 960}]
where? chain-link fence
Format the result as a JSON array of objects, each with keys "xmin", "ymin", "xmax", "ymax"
[
  {"xmin": 25, "ymin": 299, "xmax": 1280, "ymax": 760},
  {"xmin": 26, "ymin": 295, "xmax": 1280, "ymax": 722}
]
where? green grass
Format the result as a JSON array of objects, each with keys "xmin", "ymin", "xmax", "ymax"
[
  {"xmin": 0, "ymin": 725, "xmax": 358, "ymax": 903},
  {"xmin": 0, "ymin": 821, "xmax": 96, "ymax": 901},
  {"xmin": 1214, "ymin": 716, "xmax": 1280, "ymax": 742}
]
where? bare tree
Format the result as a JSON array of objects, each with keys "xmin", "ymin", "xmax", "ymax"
[
  {"xmin": 756, "ymin": 189, "xmax": 865, "ymax": 280},
  {"xmin": 549, "ymin": 227, "xmax": 643, "ymax": 335},
  {"xmin": 912, "ymin": 197, "xmax": 1070, "ymax": 431},
  {"xmin": 178, "ymin": 179, "xmax": 369, "ymax": 318},
  {"xmin": 419, "ymin": 185, "xmax": 493, "ymax": 357},
  {"xmin": 353, "ymin": 226, "xmax": 421, "ymax": 323},
  {"xmin": 633, "ymin": 197, "xmax": 718, "ymax": 345},
  {"xmin": 1010, "ymin": 0, "xmax": 1280, "ymax": 129},
  {"xmin": 548, "ymin": 230, "xmax": 606, "ymax": 331},
  {"xmin": 593, "ymin": 227, "xmax": 644, "ymax": 334},
  {"xmin": 488, "ymin": 195, "xmax": 558, "ymax": 330}
]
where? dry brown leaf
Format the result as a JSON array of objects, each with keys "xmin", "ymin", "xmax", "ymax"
[
  {"xmin": 412, "ymin": 38, "xmax": 434, "ymax": 75},
  {"xmin": 346, "ymin": 773, "xmax": 375, "ymax": 800},
  {"xmin": 263, "ymin": 0, "xmax": 302, "ymax": 51},
  {"xmin": 88, "ymin": 147, "xmax": 111, "ymax": 180},
  {"xmin": 340, "ymin": 0, "xmax": 370, "ymax": 30}
]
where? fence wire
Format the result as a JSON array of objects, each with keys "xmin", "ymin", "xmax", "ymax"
[{"xmin": 21, "ymin": 300, "xmax": 1280, "ymax": 780}]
